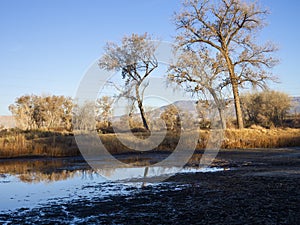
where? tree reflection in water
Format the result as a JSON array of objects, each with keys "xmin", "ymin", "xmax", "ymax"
[
  {"xmin": 0, "ymin": 157, "xmax": 224, "ymax": 184},
  {"xmin": 0, "ymin": 158, "xmax": 91, "ymax": 183}
]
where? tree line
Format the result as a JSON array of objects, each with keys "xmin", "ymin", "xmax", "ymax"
[
  {"xmin": 8, "ymin": 90, "xmax": 293, "ymax": 132},
  {"xmin": 9, "ymin": 95, "xmax": 114, "ymax": 131},
  {"xmin": 9, "ymin": 95, "xmax": 73, "ymax": 131}
]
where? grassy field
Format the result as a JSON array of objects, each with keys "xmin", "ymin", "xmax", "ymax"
[
  {"xmin": 0, "ymin": 130, "xmax": 79, "ymax": 158},
  {"xmin": 0, "ymin": 127, "xmax": 300, "ymax": 158}
]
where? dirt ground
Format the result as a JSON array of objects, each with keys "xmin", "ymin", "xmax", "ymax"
[{"xmin": 1, "ymin": 148, "xmax": 299, "ymax": 224}]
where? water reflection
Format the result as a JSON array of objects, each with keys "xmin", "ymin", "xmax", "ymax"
[
  {"xmin": 0, "ymin": 157, "xmax": 227, "ymax": 212},
  {"xmin": 97, "ymin": 166, "xmax": 224, "ymax": 182},
  {"xmin": 0, "ymin": 158, "xmax": 90, "ymax": 183},
  {"xmin": 0, "ymin": 170, "xmax": 108, "ymax": 211},
  {"xmin": 0, "ymin": 157, "xmax": 225, "ymax": 183}
]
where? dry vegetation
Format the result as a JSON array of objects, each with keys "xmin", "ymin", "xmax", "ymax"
[
  {"xmin": 0, "ymin": 127, "xmax": 300, "ymax": 158},
  {"xmin": 0, "ymin": 130, "xmax": 79, "ymax": 158},
  {"xmin": 222, "ymin": 127, "xmax": 300, "ymax": 148}
]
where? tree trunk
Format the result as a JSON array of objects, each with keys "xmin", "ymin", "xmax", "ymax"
[
  {"xmin": 218, "ymin": 107, "xmax": 227, "ymax": 130},
  {"xmin": 231, "ymin": 80, "xmax": 244, "ymax": 129},
  {"xmin": 224, "ymin": 53, "xmax": 244, "ymax": 129},
  {"xmin": 137, "ymin": 100, "xmax": 150, "ymax": 131},
  {"xmin": 135, "ymin": 85, "xmax": 150, "ymax": 131},
  {"xmin": 208, "ymin": 88, "xmax": 227, "ymax": 129}
]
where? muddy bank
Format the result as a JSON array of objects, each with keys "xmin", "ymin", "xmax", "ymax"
[{"xmin": 0, "ymin": 148, "xmax": 299, "ymax": 224}]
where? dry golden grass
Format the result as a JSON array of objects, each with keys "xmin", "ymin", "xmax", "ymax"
[
  {"xmin": 0, "ymin": 131, "xmax": 79, "ymax": 158},
  {"xmin": 0, "ymin": 128, "xmax": 300, "ymax": 158},
  {"xmin": 222, "ymin": 127, "xmax": 300, "ymax": 148},
  {"xmin": 102, "ymin": 127, "xmax": 300, "ymax": 150}
]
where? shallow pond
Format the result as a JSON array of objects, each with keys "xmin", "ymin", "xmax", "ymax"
[
  {"xmin": 1, "ymin": 150, "xmax": 298, "ymax": 225},
  {"xmin": 0, "ymin": 157, "xmax": 224, "ymax": 214}
]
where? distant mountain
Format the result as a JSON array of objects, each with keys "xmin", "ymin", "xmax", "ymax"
[
  {"xmin": 150, "ymin": 96, "xmax": 300, "ymax": 118},
  {"xmin": 158, "ymin": 100, "xmax": 198, "ymax": 114},
  {"xmin": 291, "ymin": 97, "xmax": 300, "ymax": 114}
]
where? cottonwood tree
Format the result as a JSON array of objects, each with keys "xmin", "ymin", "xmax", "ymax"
[
  {"xmin": 9, "ymin": 95, "xmax": 73, "ymax": 130},
  {"xmin": 72, "ymin": 101, "xmax": 96, "ymax": 131},
  {"xmin": 39, "ymin": 95, "xmax": 73, "ymax": 129},
  {"xmin": 174, "ymin": 0, "xmax": 278, "ymax": 128},
  {"xmin": 9, "ymin": 95, "xmax": 35, "ymax": 130},
  {"xmin": 95, "ymin": 96, "xmax": 114, "ymax": 129},
  {"xmin": 160, "ymin": 105, "xmax": 181, "ymax": 133},
  {"xmin": 169, "ymin": 49, "xmax": 227, "ymax": 129},
  {"xmin": 241, "ymin": 90, "xmax": 291, "ymax": 127},
  {"xmin": 98, "ymin": 33, "xmax": 158, "ymax": 131},
  {"xmin": 61, "ymin": 97, "xmax": 73, "ymax": 131}
]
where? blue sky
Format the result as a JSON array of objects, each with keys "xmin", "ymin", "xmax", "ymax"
[{"xmin": 0, "ymin": 0, "xmax": 299, "ymax": 115}]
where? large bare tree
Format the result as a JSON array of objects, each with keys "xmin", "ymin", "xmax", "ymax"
[
  {"xmin": 99, "ymin": 33, "xmax": 158, "ymax": 131},
  {"xmin": 174, "ymin": 0, "xmax": 278, "ymax": 128},
  {"xmin": 169, "ymin": 49, "xmax": 228, "ymax": 129}
]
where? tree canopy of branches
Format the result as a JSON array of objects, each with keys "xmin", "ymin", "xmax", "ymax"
[
  {"xmin": 72, "ymin": 100, "xmax": 96, "ymax": 131},
  {"xmin": 174, "ymin": 0, "xmax": 278, "ymax": 128},
  {"xmin": 98, "ymin": 33, "xmax": 158, "ymax": 131},
  {"xmin": 160, "ymin": 105, "xmax": 181, "ymax": 133},
  {"xmin": 95, "ymin": 96, "xmax": 114, "ymax": 129},
  {"xmin": 241, "ymin": 90, "xmax": 291, "ymax": 128},
  {"xmin": 169, "ymin": 49, "xmax": 227, "ymax": 129},
  {"xmin": 9, "ymin": 95, "xmax": 73, "ymax": 131}
]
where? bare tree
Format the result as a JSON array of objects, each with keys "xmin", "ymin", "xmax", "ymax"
[
  {"xmin": 241, "ymin": 90, "xmax": 291, "ymax": 127},
  {"xmin": 9, "ymin": 95, "xmax": 73, "ymax": 131},
  {"xmin": 9, "ymin": 95, "xmax": 35, "ymax": 130},
  {"xmin": 95, "ymin": 96, "xmax": 114, "ymax": 129},
  {"xmin": 72, "ymin": 101, "xmax": 96, "ymax": 131},
  {"xmin": 169, "ymin": 49, "xmax": 227, "ymax": 129},
  {"xmin": 174, "ymin": 0, "xmax": 278, "ymax": 128},
  {"xmin": 160, "ymin": 105, "xmax": 181, "ymax": 133},
  {"xmin": 98, "ymin": 33, "xmax": 158, "ymax": 131},
  {"xmin": 61, "ymin": 97, "xmax": 73, "ymax": 131}
]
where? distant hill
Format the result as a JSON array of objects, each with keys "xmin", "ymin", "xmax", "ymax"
[
  {"xmin": 151, "ymin": 96, "xmax": 300, "ymax": 118},
  {"xmin": 291, "ymin": 97, "xmax": 300, "ymax": 114},
  {"xmin": 157, "ymin": 100, "xmax": 198, "ymax": 114}
]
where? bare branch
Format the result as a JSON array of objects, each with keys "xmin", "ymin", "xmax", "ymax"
[
  {"xmin": 98, "ymin": 33, "xmax": 158, "ymax": 131},
  {"xmin": 174, "ymin": 0, "xmax": 278, "ymax": 129}
]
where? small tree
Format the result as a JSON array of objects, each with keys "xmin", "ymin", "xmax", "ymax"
[
  {"xmin": 99, "ymin": 33, "xmax": 158, "ymax": 131},
  {"xmin": 9, "ymin": 95, "xmax": 35, "ymax": 130},
  {"xmin": 61, "ymin": 97, "xmax": 74, "ymax": 131},
  {"xmin": 72, "ymin": 101, "xmax": 96, "ymax": 131},
  {"xmin": 95, "ymin": 96, "xmax": 114, "ymax": 129},
  {"xmin": 174, "ymin": 0, "xmax": 278, "ymax": 128},
  {"xmin": 160, "ymin": 105, "xmax": 181, "ymax": 133},
  {"xmin": 241, "ymin": 90, "xmax": 291, "ymax": 127}
]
